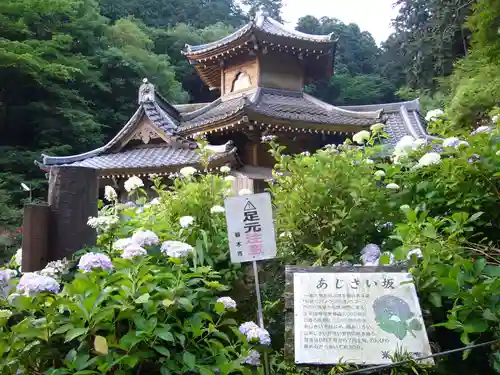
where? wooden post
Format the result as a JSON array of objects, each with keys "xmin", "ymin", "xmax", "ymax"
[
  {"xmin": 22, "ymin": 204, "xmax": 50, "ymax": 272},
  {"xmin": 48, "ymin": 166, "xmax": 98, "ymax": 261}
]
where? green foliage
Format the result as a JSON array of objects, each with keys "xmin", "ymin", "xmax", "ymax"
[{"xmin": 0, "ymin": 257, "xmax": 258, "ymax": 374}]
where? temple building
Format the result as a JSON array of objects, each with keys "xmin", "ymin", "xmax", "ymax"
[{"xmin": 38, "ymin": 8, "xmax": 433, "ymax": 195}]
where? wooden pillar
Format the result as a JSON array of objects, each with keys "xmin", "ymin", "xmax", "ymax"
[
  {"xmin": 48, "ymin": 166, "xmax": 98, "ymax": 261},
  {"xmin": 22, "ymin": 204, "xmax": 50, "ymax": 272}
]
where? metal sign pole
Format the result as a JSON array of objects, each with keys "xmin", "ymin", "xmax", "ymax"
[{"xmin": 252, "ymin": 260, "xmax": 270, "ymax": 375}]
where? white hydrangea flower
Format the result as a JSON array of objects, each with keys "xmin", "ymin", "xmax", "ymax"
[
  {"xmin": 352, "ymin": 130, "xmax": 371, "ymax": 145},
  {"xmin": 220, "ymin": 166, "xmax": 231, "ymax": 173},
  {"xmin": 0, "ymin": 269, "xmax": 17, "ymax": 284},
  {"xmin": 386, "ymin": 183, "xmax": 400, "ymax": 190},
  {"xmin": 179, "ymin": 166, "xmax": 197, "ymax": 177},
  {"xmin": 370, "ymin": 123, "xmax": 384, "ymax": 132},
  {"xmin": 17, "ymin": 273, "xmax": 60, "ymax": 295},
  {"xmin": 238, "ymin": 189, "xmax": 252, "ymax": 196},
  {"xmin": 365, "ymin": 159, "xmax": 374, "ymax": 164},
  {"xmin": 131, "ymin": 230, "xmax": 159, "ymax": 246},
  {"xmin": 492, "ymin": 115, "xmax": 499, "ymax": 123},
  {"xmin": 13, "ymin": 249, "xmax": 22, "ymax": 266},
  {"xmin": 122, "ymin": 244, "xmax": 147, "ymax": 259},
  {"xmin": 400, "ymin": 204, "xmax": 411, "ymax": 211},
  {"xmin": 104, "ymin": 186, "xmax": 117, "ymax": 202},
  {"xmin": 150, "ymin": 198, "xmax": 160, "ymax": 205},
  {"xmin": 496, "ymin": 150, "xmax": 500, "ymax": 156},
  {"xmin": 0, "ymin": 309, "xmax": 12, "ymax": 319},
  {"xmin": 160, "ymin": 241, "xmax": 193, "ymax": 258},
  {"xmin": 246, "ymin": 327, "xmax": 271, "ymax": 346},
  {"xmin": 407, "ymin": 248, "xmax": 423, "ymax": 259},
  {"xmin": 39, "ymin": 259, "xmax": 70, "ymax": 279},
  {"xmin": 179, "ymin": 216, "xmax": 194, "ymax": 228},
  {"xmin": 393, "ymin": 136, "xmax": 415, "ymax": 157},
  {"xmin": 418, "ymin": 152, "xmax": 441, "ymax": 167},
  {"xmin": 87, "ymin": 215, "xmax": 119, "ymax": 232},
  {"xmin": 413, "ymin": 138, "xmax": 427, "ymax": 149},
  {"xmin": 124, "ymin": 176, "xmax": 144, "ymax": 192},
  {"xmin": 216, "ymin": 296, "xmax": 237, "ymax": 310},
  {"xmin": 210, "ymin": 205, "xmax": 225, "ymax": 214},
  {"xmin": 374, "ymin": 170, "xmax": 385, "ymax": 177},
  {"xmin": 113, "ymin": 238, "xmax": 135, "ymax": 251},
  {"xmin": 261, "ymin": 135, "xmax": 277, "ymax": 143},
  {"xmin": 78, "ymin": 253, "xmax": 113, "ymax": 273},
  {"xmin": 224, "ymin": 175, "xmax": 236, "ymax": 182},
  {"xmin": 425, "ymin": 109, "xmax": 444, "ymax": 121},
  {"xmin": 239, "ymin": 321, "xmax": 259, "ymax": 335}
]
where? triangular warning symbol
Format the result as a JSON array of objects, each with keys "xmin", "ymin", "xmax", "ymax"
[{"xmin": 244, "ymin": 200, "xmax": 257, "ymax": 211}]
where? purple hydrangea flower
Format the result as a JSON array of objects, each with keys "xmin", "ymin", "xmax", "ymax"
[
  {"xmin": 360, "ymin": 244, "xmax": 381, "ymax": 266},
  {"xmin": 243, "ymin": 350, "xmax": 261, "ymax": 366},
  {"xmin": 17, "ymin": 273, "xmax": 60, "ymax": 295},
  {"xmin": 0, "ymin": 269, "xmax": 17, "ymax": 284},
  {"xmin": 239, "ymin": 321, "xmax": 259, "ymax": 335},
  {"xmin": 160, "ymin": 241, "xmax": 193, "ymax": 258},
  {"xmin": 468, "ymin": 154, "xmax": 480, "ymax": 163},
  {"xmin": 78, "ymin": 253, "xmax": 113, "ymax": 273}
]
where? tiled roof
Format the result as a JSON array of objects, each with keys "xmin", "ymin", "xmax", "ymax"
[
  {"xmin": 179, "ymin": 88, "xmax": 383, "ymax": 132},
  {"xmin": 183, "ymin": 9, "xmax": 333, "ymax": 56},
  {"xmin": 181, "ymin": 96, "xmax": 248, "ymax": 130},
  {"xmin": 340, "ymin": 100, "xmax": 440, "ymax": 146},
  {"xmin": 252, "ymin": 88, "xmax": 382, "ymax": 126},
  {"xmin": 55, "ymin": 144, "xmax": 236, "ymax": 170}
]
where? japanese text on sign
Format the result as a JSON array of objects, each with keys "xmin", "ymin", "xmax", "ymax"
[
  {"xmin": 293, "ymin": 272, "xmax": 433, "ymax": 365},
  {"xmin": 224, "ymin": 192, "xmax": 277, "ymax": 263}
]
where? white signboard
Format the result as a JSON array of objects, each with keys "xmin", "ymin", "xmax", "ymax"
[
  {"xmin": 294, "ymin": 272, "xmax": 433, "ymax": 365},
  {"xmin": 224, "ymin": 192, "xmax": 277, "ymax": 263}
]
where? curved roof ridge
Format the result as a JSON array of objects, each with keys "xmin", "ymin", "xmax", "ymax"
[
  {"xmin": 340, "ymin": 99, "xmax": 421, "ymax": 113},
  {"xmin": 181, "ymin": 97, "xmax": 223, "ymax": 120},
  {"xmin": 260, "ymin": 16, "xmax": 334, "ymax": 42},
  {"xmin": 303, "ymin": 93, "xmax": 383, "ymax": 119},
  {"xmin": 183, "ymin": 23, "xmax": 253, "ymax": 55},
  {"xmin": 42, "ymin": 107, "xmax": 144, "ymax": 166}
]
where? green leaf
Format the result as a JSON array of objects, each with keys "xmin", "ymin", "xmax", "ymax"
[
  {"xmin": 484, "ymin": 265, "xmax": 500, "ymax": 277},
  {"xmin": 65, "ymin": 328, "xmax": 87, "ymax": 343},
  {"xmin": 94, "ymin": 335, "xmax": 108, "ymax": 355},
  {"xmin": 214, "ymin": 302, "xmax": 225, "ymax": 314},
  {"xmin": 482, "ymin": 309, "xmax": 498, "ymax": 322},
  {"xmin": 52, "ymin": 323, "xmax": 74, "ymax": 335},
  {"xmin": 162, "ymin": 299, "xmax": 175, "ymax": 308},
  {"xmin": 134, "ymin": 293, "xmax": 150, "ymax": 304},
  {"xmin": 467, "ymin": 212, "xmax": 483, "ymax": 222},
  {"xmin": 153, "ymin": 345, "xmax": 170, "ymax": 357},
  {"xmin": 120, "ymin": 332, "xmax": 142, "ymax": 350},
  {"xmin": 463, "ymin": 319, "xmax": 489, "ymax": 333},
  {"xmin": 154, "ymin": 328, "xmax": 174, "ymax": 342},
  {"xmin": 183, "ymin": 351, "xmax": 196, "ymax": 369},
  {"xmin": 178, "ymin": 298, "xmax": 193, "ymax": 312},
  {"xmin": 429, "ymin": 292, "xmax": 442, "ymax": 307},
  {"xmin": 160, "ymin": 366, "xmax": 171, "ymax": 375}
]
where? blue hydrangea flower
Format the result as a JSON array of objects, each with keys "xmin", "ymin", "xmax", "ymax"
[
  {"xmin": 239, "ymin": 321, "xmax": 259, "ymax": 335},
  {"xmin": 246, "ymin": 327, "xmax": 271, "ymax": 346}
]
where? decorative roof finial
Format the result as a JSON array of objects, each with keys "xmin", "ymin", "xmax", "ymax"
[
  {"xmin": 256, "ymin": 5, "xmax": 269, "ymax": 17},
  {"xmin": 138, "ymin": 78, "xmax": 155, "ymax": 104}
]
